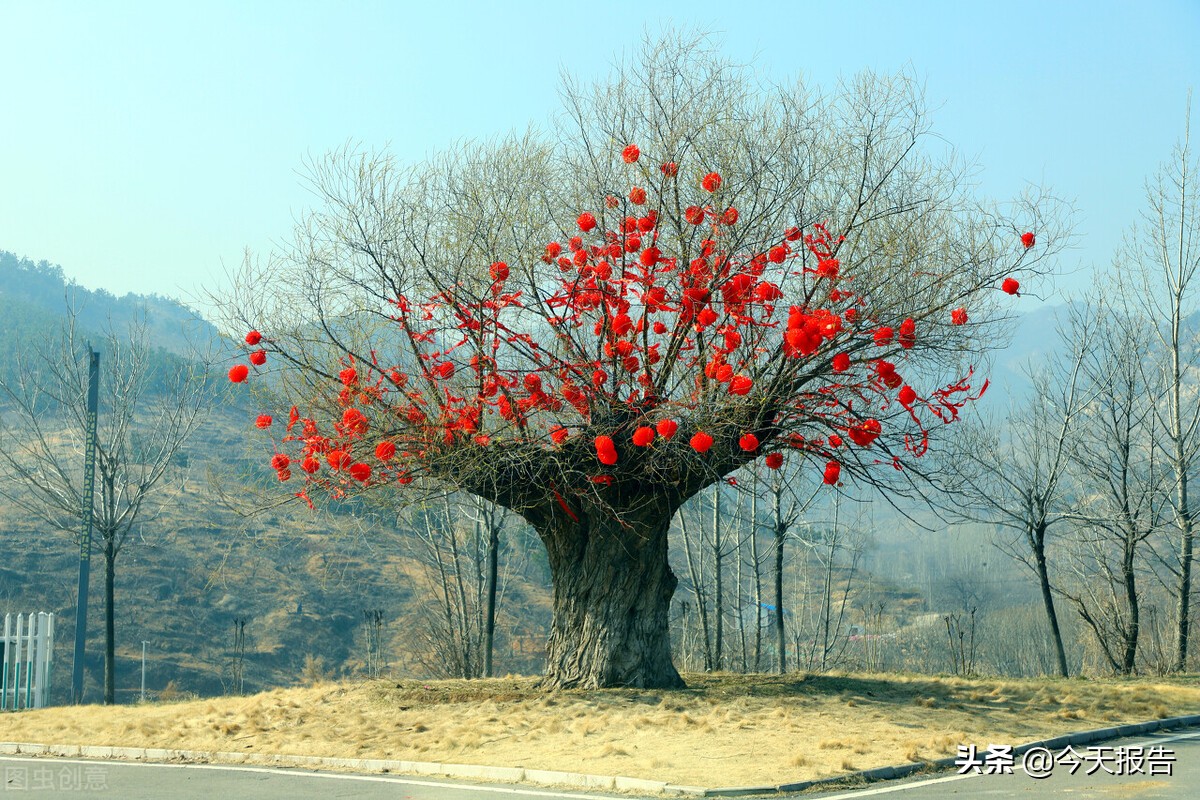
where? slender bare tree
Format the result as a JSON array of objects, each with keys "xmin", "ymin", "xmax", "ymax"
[
  {"xmin": 1118, "ymin": 100, "xmax": 1200, "ymax": 670},
  {"xmin": 0, "ymin": 305, "xmax": 212, "ymax": 703},
  {"xmin": 1061, "ymin": 299, "xmax": 1162, "ymax": 674},
  {"xmin": 945, "ymin": 307, "xmax": 1094, "ymax": 677}
]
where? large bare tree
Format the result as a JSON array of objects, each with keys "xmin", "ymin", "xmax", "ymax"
[{"xmin": 216, "ymin": 34, "xmax": 1065, "ymax": 688}]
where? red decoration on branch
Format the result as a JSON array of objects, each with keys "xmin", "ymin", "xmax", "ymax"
[
  {"xmin": 1002, "ymin": 277, "xmax": 1020, "ymax": 295},
  {"xmin": 622, "ymin": 144, "xmax": 640, "ymax": 163},
  {"xmin": 228, "ymin": 364, "xmax": 249, "ymax": 383},
  {"xmin": 1021, "ymin": 231, "xmax": 1035, "ymax": 248}
]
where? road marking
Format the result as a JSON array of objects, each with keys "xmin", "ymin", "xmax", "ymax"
[
  {"xmin": 0, "ymin": 756, "xmax": 626, "ymax": 800},
  {"xmin": 809, "ymin": 730, "xmax": 1200, "ymax": 798}
]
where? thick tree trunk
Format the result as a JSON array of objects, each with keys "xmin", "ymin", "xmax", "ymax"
[
  {"xmin": 104, "ymin": 538, "xmax": 116, "ymax": 705},
  {"xmin": 483, "ymin": 524, "xmax": 499, "ymax": 678},
  {"xmin": 1032, "ymin": 530, "xmax": 1070, "ymax": 678},
  {"xmin": 1122, "ymin": 542, "xmax": 1140, "ymax": 675},
  {"xmin": 540, "ymin": 505, "xmax": 684, "ymax": 689}
]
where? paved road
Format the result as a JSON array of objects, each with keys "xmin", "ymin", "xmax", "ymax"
[
  {"xmin": 0, "ymin": 757, "xmax": 626, "ymax": 800},
  {"xmin": 807, "ymin": 729, "xmax": 1200, "ymax": 799},
  {"xmin": 1, "ymin": 730, "xmax": 1196, "ymax": 798}
]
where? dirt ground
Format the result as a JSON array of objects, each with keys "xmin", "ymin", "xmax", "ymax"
[{"xmin": 2, "ymin": 672, "xmax": 1199, "ymax": 787}]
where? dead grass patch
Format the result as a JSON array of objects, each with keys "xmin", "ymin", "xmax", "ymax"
[{"xmin": 0, "ymin": 672, "xmax": 1198, "ymax": 787}]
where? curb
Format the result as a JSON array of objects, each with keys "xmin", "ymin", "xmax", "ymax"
[{"xmin": 3, "ymin": 713, "xmax": 1200, "ymax": 796}]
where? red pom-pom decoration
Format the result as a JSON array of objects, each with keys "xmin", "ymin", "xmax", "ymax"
[
  {"xmin": 595, "ymin": 435, "xmax": 618, "ymax": 465},
  {"xmin": 632, "ymin": 426, "xmax": 656, "ymax": 447}
]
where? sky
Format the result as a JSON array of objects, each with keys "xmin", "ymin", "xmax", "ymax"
[{"xmin": 1, "ymin": 0, "xmax": 1197, "ymax": 316}]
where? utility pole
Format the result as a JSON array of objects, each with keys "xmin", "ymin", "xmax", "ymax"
[
  {"xmin": 140, "ymin": 641, "xmax": 149, "ymax": 702},
  {"xmin": 71, "ymin": 346, "xmax": 100, "ymax": 704}
]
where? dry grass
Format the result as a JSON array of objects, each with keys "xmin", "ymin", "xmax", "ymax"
[{"xmin": 2, "ymin": 672, "xmax": 1199, "ymax": 787}]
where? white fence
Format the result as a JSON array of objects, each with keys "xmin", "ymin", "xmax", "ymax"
[{"xmin": 2, "ymin": 612, "xmax": 55, "ymax": 710}]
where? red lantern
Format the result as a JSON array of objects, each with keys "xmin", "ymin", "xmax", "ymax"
[
  {"xmin": 951, "ymin": 308, "xmax": 968, "ymax": 326},
  {"xmin": 245, "ymin": 330, "xmax": 262, "ymax": 345},
  {"xmin": 661, "ymin": 162, "xmax": 678, "ymax": 177},
  {"xmin": 728, "ymin": 375, "xmax": 753, "ymax": 395},
  {"xmin": 690, "ymin": 431, "xmax": 714, "ymax": 453},
  {"xmin": 656, "ymin": 419, "xmax": 679, "ymax": 439},
  {"xmin": 874, "ymin": 327, "xmax": 894, "ymax": 346},
  {"xmin": 685, "ymin": 206, "xmax": 705, "ymax": 225},
  {"xmin": 622, "ymin": 144, "xmax": 640, "ymax": 163},
  {"xmin": 349, "ymin": 463, "xmax": 371, "ymax": 482},
  {"xmin": 701, "ymin": 172, "xmax": 722, "ymax": 192},
  {"xmin": 823, "ymin": 460, "xmax": 841, "ymax": 485},
  {"xmin": 228, "ymin": 364, "xmax": 249, "ymax": 383},
  {"xmin": 249, "ymin": 349, "xmax": 267, "ymax": 366},
  {"xmin": 721, "ymin": 207, "xmax": 739, "ymax": 225},
  {"xmin": 255, "ymin": 414, "xmax": 272, "ymax": 429},
  {"xmin": 595, "ymin": 435, "xmax": 618, "ymax": 465},
  {"xmin": 1021, "ymin": 231, "xmax": 1035, "ymax": 248},
  {"xmin": 490, "ymin": 261, "xmax": 509, "ymax": 282},
  {"xmin": 765, "ymin": 452, "xmax": 784, "ymax": 470},
  {"xmin": 739, "ymin": 433, "xmax": 759, "ymax": 452},
  {"xmin": 832, "ymin": 353, "xmax": 850, "ymax": 373},
  {"xmin": 375, "ymin": 441, "xmax": 396, "ymax": 461},
  {"xmin": 271, "ymin": 453, "xmax": 290, "ymax": 471},
  {"xmin": 629, "ymin": 186, "xmax": 647, "ymax": 205},
  {"xmin": 327, "ymin": 450, "xmax": 351, "ymax": 470},
  {"xmin": 578, "ymin": 212, "xmax": 597, "ymax": 232},
  {"xmin": 632, "ymin": 426, "xmax": 656, "ymax": 447},
  {"xmin": 898, "ymin": 385, "xmax": 917, "ymax": 406},
  {"xmin": 1002, "ymin": 277, "xmax": 1020, "ymax": 295}
]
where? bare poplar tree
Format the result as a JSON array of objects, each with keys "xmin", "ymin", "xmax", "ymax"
[{"xmin": 1118, "ymin": 101, "xmax": 1200, "ymax": 670}]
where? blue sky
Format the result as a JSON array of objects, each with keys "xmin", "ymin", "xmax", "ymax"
[{"xmin": 1, "ymin": 0, "xmax": 1196, "ymax": 312}]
